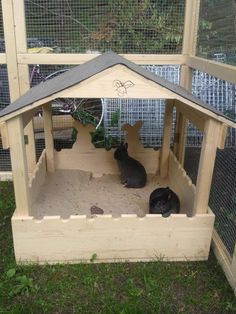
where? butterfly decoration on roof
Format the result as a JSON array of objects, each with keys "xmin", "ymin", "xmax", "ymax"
[{"xmin": 113, "ymin": 80, "xmax": 135, "ymax": 97}]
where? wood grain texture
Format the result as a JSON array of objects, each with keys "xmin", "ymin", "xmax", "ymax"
[{"xmin": 12, "ymin": 212, "xmax": 214, "ymax": 263}]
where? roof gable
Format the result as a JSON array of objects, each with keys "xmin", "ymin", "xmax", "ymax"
[{"xmin": 0, "ymin": 51, "xmax": 235, "ymax": 128}]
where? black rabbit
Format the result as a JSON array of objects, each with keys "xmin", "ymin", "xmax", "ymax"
[
  {"xmin": 149, "ymin": 187, "xmax": 180, "ymax": 217},
  {"xmin": 114, "ymin": 142, "xmax": 147, "ymax": 188}
]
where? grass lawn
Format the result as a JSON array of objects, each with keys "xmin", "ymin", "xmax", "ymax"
[{"xmin": 1, "ymin": 181, "xmax": 236, "ymax": 314}]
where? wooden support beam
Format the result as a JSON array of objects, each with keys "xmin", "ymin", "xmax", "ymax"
[
  {"xmin": 43, "ymin": 104, "xmax": 55, "ymax": 172},
  {"xmin": 22, "ymin": 109, "xmax": 39, "ymax": 129},
  {"xmin": 160, "ymin": 101, "xmax": 173, "ymax": 178},
  {"xmin": 13, "ymin": 0, "xmax": 36, "ymax": 173},
  {"xmin": 7, "ymin": 116, "xmax": 30, "ymax": 216},
  {"xmin": 193, "ymin": 119, "xmax": 221, "ymax": 215},
  {"xmin": 2, "ymin": 0, "xmax": 36, "ymax": 173},
  {"xmin": 0, "ymin": 122, "xmax": 9, "ymax": 149},
  {"xmin": 175, "ymin": 0, "xmax": 201, "ymax": 165},
  {"xmin": 185, "ymin": 56, "xmax": 236, "ymax": 85},
  {"xmin": 175, "ymin": 100, "xmax": 206, "ymax": 132},
  {"xmin": 17, "ymin": 53, "xmax": 183, "ymax": 65},
  {"xmin": 182, "ymin": 0, "xmax": 200, "ymax": 56},
  {"xmin": 1, "ymin": 0, "xmax": 20, "ymax": 99},
  {"xmin": 174, "ymin": 113, "xmax": 187, "ymax": 165}
]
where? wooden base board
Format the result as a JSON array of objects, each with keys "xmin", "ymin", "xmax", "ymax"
[
  {"xmin": 12, "ymin": 211, "xmax": 215, "ymax": 263},
  {"xmin": 54, "ymin": 148, "xmax": 160, "ymax": 175}
]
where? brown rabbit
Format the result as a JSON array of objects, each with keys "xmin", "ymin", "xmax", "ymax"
[{"xmin": 114, "ymin": 142, "xmax": 147, "ymax": 188}]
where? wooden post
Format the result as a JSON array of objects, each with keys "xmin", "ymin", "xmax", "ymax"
[
  {"xmin": 174, "ymin": 0, "xmax": 201, "ymax": 164},
  {"xmin": 7, "ymin": 116, "xmax": 30, "ymax": 216},
  {"xmin": 2, "ymin": 0, "xmax": 36, "ymax": 174},
  {"xmin": 43, "ymin": 104, "xmax": 55, "ymax": 172},
  {"xmin": 193, "ymin": 119, "xmax": 221, "ymax": 215},
  {"xmin": 13, "ymin": 0, "xmax": 36, "ymax": 173},
  {"xmin": 1, "ymin": 0, "xmax": 20, "ymax": 99},
  {"xmin": 160, "ymin": 101, "xmax": 173, "ymax": 178}
]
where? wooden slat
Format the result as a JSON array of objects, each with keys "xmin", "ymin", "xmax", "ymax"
[
  {"xmin": 7, "ymin": 116, "xmax": 30, "ymax": 216},
  {"xmin": 0, "ymin": 122, "xmax": 9, "ymax": 149},
  {"xmin": 182, "ymin": 0, "xmax": 200, "ymax": 56},
  {"xmin": 1, "ymin": 0, "xmax": 20, "ymax": 100},
  {"xmin": 175, "ymin": 100, "xmax": 206, "ymax": 132},
  {"xmin": 17, "ymin": 53, "xmax": 183, "ymax": 65},
  {"xmin": 12, "ymin": 212, "xmax": 214, "ymax": 263},
  {"xmin": 160, "ymin": 101, "xmax": 173, "ymax": 178},
  {"xmin": 43, "ymin": 104, "xmax": 55, "ymax": 172},
  {"xmin": 13, "ymin": 0, "xmax": 36, "ymax": 173},
  {"xmin": 22, "ymin": 109, "xmax": 38, "ymax": 128},
  {"xmin": 176, "ymin": 0, "xmax": 201, "ymax": 165},
  {"xmin": 193, "ymin": 119, "xmax": 221, "ymax": 214},
  {"xmin": 174, "ymin": 113, "xmax": 187, "ymax": 165},
  {"xmin": 185, "ymin": 56, "xmax": 236, "ymax": 85}
]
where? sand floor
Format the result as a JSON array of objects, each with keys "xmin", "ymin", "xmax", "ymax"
[{"xmin": 31, "ymin": 170, "xmax": 169, "ymax": 219}]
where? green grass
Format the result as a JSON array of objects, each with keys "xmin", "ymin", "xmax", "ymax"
[{"xmin": 1, "ymin": 181, "xmax": 236, "ymax": 314}]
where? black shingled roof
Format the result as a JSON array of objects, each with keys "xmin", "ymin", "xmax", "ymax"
[{"xmin": 0, "ymin": 51, "xmax": 234, "ymax": 123}]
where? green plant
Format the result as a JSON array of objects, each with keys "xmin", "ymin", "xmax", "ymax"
[
  {"xmin": 5, "ymin": 268, "xmax": 38, "ymax": 296},
  {"xmin": 90, "ymin": 127, "xmax": 119, "ymax": 150},
  {"xmin": 111, "ymin": 109, "xmax": 120, "ymax": 127},
  {"xmin": 90, "ymin": 253, "xmax": 97, "ymax": 263}
]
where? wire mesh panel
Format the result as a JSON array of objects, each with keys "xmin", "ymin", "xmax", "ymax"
[
  {"xmin": 197, "ymin": 0, "xmax": 236, "ymax": 65},
  {"xmin": 191, "ymin": 70, "xmax": 236, "ymax": 147},
  {"xmin": 209, "ymin": 141, "xmax": 236, "ymax": 257},
  {"xmin": 24, "ymin": 0, "xmax": 185, "ymax": 54},
  {"xmin": 0, "ymin": 64, "xmax": 11, "ymax": 172},
  {"xmin": 0, "ymin": 3, "xmax": 4, "ymax": 52},
  {"xmin": 0, "ymin": 144, "xmax": 11, "ymax": 172},
  {"xmin": 28, "ymin": 64, "xmax": 75, "ymax": 159},
  {"xmin": 103, "ymin": 65, "xmax": 180, "ymax": 147}
]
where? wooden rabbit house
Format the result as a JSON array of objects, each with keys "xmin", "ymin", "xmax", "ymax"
[{"xmin": 0, "ymin": 52, "xmax": 235, "ymax": 263}]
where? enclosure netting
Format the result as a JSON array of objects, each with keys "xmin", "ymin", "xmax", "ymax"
[
  {"xmin": 24, "ymin": 0, "xmax": 185, "ymax": 54},
  {"xmin": 197, "ymin": 0, "xmax": 236, "ymax": 66}
]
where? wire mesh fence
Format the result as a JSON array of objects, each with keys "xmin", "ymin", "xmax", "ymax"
[
  {"xmin": 103, "ymin": 65, "xmax": 180, "ymax": 147},
  {"xmin": 0, "ymin": 3, "xmax": 4, "ymax": 50},
  {"xmin": 209, "ymin": 141, "xmax": 236, "ymax": 256},
  {"xmin": 0, "ymin": 64, "xmax": 11, "ymax": 171},
  {"xmin": 197, "ymin": 0, "xmax": 236, "ymax": 66},
  {"xmin": 24, "ymin": 0, "xmax": 185, "ymax": 54},
  {"xmin": 191, "ymin": 70, "xmax": 236, "ymax": 147}
]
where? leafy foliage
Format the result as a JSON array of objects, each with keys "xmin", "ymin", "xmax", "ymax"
[{"xmin": 25, "ymin": 0, "xmax": 185, "ymax": 54}]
